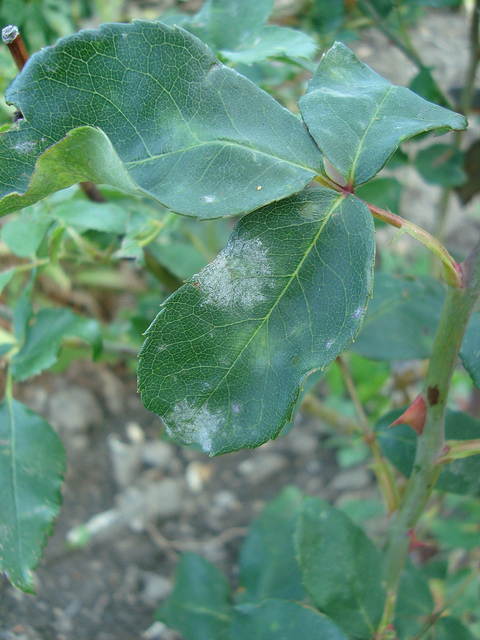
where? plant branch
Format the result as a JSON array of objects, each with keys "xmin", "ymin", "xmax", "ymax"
[
  {"xmin": 336, "ymin": 356, "xmax": 400, "ymax": 512},
  {"xmin": 378, "ymin": 238, "xmax": 480, "ymax": 636},
  {"xmin": 358, "ymin": 0, "xmax": 427, "ymax": 71},
  {"xmin": 1, "ymin": 26, "xmax": 28, "ymax": 70}
]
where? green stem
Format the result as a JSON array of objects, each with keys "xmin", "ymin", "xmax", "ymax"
[
  {"xmin": 300, "ymin": 393, "xmax": 362, "ymax": 435},
  {"xmin": 336, "ymin": 356, "xmax": 401, "ymax": 512},
  {"xmin": 378, "ymin": 239, "xmax": 480, "ymax": 635},
  {"xmin": 365, "ymin": 201, "xmax": 463, "ymax": 287}
]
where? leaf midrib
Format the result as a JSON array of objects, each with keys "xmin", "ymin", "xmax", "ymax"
[
  {"xmin": 348, "ymin": 86, "xmax": 394, "ymax": 183},
  {"xmin": 126, "ymin": 137, "xmax": 319, "ymax": 173}
]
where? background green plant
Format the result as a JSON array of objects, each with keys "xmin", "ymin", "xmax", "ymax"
[{"xmin": 0, "ymin": 0, "xmax": 480, "ymax": 638}]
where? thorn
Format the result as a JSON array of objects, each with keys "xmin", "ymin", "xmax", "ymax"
[{"xmin": 388, "ymin": 394, "xmax": 427, "ymax": 435}]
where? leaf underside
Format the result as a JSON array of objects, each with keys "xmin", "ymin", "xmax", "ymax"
[
  {"xmin": 0, "ymin": 21, "xmax": 323, "ymax": 219},
  {"xmin": 138, "ymin": 188, "xmax": 375, "ymax": 456}
]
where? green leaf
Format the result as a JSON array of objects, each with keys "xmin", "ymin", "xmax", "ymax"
[
  {"xmin": 138, "ymin": 188, "xmax": 375, "ymax": 455},
  {"xmin": 0, "ymin": 398, "xmax": 66, "ymax": 593},
  {"xmin": 309, "ymin": 0, "xmax": 344, "ymax": 34},
  {"xmin": 231, "ymin": 599, "xmax": 349, "ymax": 640},
  {"xmin": 460, "ymin": 312, "xmax": 480, "ymax": 387},
  {"xmin": 0, "ymin": 268, "xmax": 15, "ymax": 295},
  {"xmin": 294, "ymin": 497, "xmax": 386, "ymax": 639},
  {"xmin": 377, "ymin": 409, "xmax": 480, "ymax": 495},
  {"xmin": 414, "ymin": 144, "xmax": 467, "ymax": 187},
  {"xmin": 237, "ymin": 486, "xmax": 304, "ymax": 603},
  {"xmin": 158, "ymin": 552, "xmax": 232, "ymax": 640},
  {"xmin": 10, "ymin": 307, "xmax": 102, "ymax": 381},
  {"xmin": 0, "ymin": 21, "xmax": 323, "ymax": 219},
  {"xmin": 409, "ymin": 68, "xmax": 452, "ymax": 108},
  {"xmin": 1, "ymin": 209, "xmax": 52, "ymax": 258},
  {"xmin": 298, "ymin": 42, "xmax": 467, "ymax": 186},
  {"xmin": 199, "ymin": 0, "xmax": 274, "ymax": 50},
  {"xmin": 355, "ymin": 177, "xmax": 402, "ymax": 214},
  {"xmin": 221, "ymin": 26, "xmax": 317, "ymax": 65},
  {"xmin": 434, "ymin": 616, "xmax": 477, "ymax": 640},
  {"xmin": 350, "ymin": 274, "xmax": 445, "ymax": 360},
  {"xmin": 394, "ymin": 561, "xmax": 434, "ymax": 640},
  {"xmin": 147, "ymin": 240, "xmax": 208, "ymax": 282},
  {"xmin": 51, "ymin": 200, "xmax": 129, "ymax": 234}
]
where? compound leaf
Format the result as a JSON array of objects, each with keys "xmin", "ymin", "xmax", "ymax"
[
  {"xmin": 138, "ymin": 188, "xmax": 375, "ymax": 455},
  {"xmin": 294, "ymin": 497, "xmax": 385, "ymax": 639},
  {"xmin": 299, "ymin": 42, "xmax": 467, "ymax": 186},
  {"xmin": 231, "ymin": 599, "xmax": 349, "ymax": 640},
  {"xmin": 0, "ymin": 21, "xmax": 323, "ymax": 219},
  {"xmin": 0, "ymin": 398, "xmax": 66, "ymax": 593}
]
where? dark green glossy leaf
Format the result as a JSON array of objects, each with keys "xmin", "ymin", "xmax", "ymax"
[
  {"xmin": 460, "ymin": 312, "xmax": 480, "ymax": 388},
  {"xmin": 231, "ymin": 599, "xmax": 349, "ymax": 640},
  {"xmin": 294, "ymin": 497, "xmax": 385, "ymax": 639},
  {"xmin": 414, "ymin": 144, "xmax": 467, "ymax": 187},
  {"xmin": 0, "ymin": 398, "xmax": 66, "ymax": 593},
  {"xmin": 355, "ymin": 177, "xmax": 402, "ymax": 214},
  {"xmin": 434, "ymin": 616, "xmax": 477, "ymax": 640},
  {"xmin": 10, "ymin": 307, "xmax": 102, "ymax": 381},
  {"xmin": 237, "ymin": 486, "xmax": 304, "ymax": 604},
  {"xmin": 298, "ymin": 42, "xmax": 467, "ymax": 186},
  {"xmin": 0, "ymin": 21, "xmax": 323, "ymax": 219},
  {"xmin": 138, "ymin": 188, "xmax": 375, "ymax": 455},
  {"xmin": 158, "ymin": 552, "xmax": 232, "ymax": 640},
  {"xmin": 350, "ymin": 274, "xmax": 445, "ymax": 361},
  {"xmin": 221, "ymin": 26, "xmax": 317, "ymax": 64},
  {"xmin": 394, "ymin": 561, "xmax": 434, "ymax": 640},
  {"xmin": 377, "ymin": 409, "xmax": 480, "ymax": 495}
]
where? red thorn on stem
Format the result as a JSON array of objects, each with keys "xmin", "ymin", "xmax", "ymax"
[
  {"xmin": 408, "ymin": 529, "xmax": 431, "ymax": 552},
  {"xmin": 388, "ymin": 394, "xmax": 427, "ymax": 436}
]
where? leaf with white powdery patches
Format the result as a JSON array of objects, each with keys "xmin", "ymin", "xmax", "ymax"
[
  {"xmin": 0, "ymin": 21, "xmax": 323, "ymax": 219},
  {"xmin": 138, "ymin": 187, "xmax": 375, "ymax": 456}
]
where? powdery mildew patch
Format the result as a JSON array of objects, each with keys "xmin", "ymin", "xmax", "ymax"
[
  {"xmin": 197, "ymin": 237, "xmax": 273, "ymax": 310},
  {"xmin": 166, "ymin": 400, "xmax": 225, "ymax": 454}
]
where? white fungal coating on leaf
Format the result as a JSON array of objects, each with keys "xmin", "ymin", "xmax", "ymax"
[
  {"xmin": 166, "ymin": 401, "xmax": 225, "ymax": 454},
  {"xmin": 198, "ymin": 237, "xmax": 273, "ymax": 310}
]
